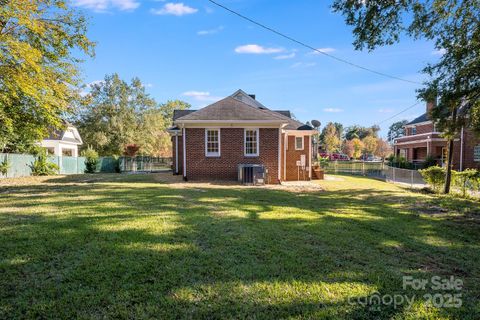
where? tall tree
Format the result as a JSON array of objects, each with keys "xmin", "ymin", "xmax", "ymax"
[
  {"xmin": 333, "ymin": 122, "xmax": 344, "ymax": 139},
  {"xmin": 342, "ymin": 140, "xmax": 355, "ymax": 159},
  {"xmin": 77, "ymin": 74, "xmax": 154, "ymax": 156},
  {"xmin": 322, "ymin": 122, "xmax": 341, "ymax": 154},
  {"xmin": 351, "ymin": 138, "xmax": 364, "ymax": 160},
  {"xmin": 159, "ymin": 100, "xmax": 191, "ymax": 121},
  {"xmin": 344, "ymin": 125, "xmax": 379, "ymax": 140},
  {"xmin": 332, "ymin": 0, "xmax": 480, "ymax": 193},
  {"xmin": 362, "ymin": 135, "xmax": 378, "ymax": 156},
  {"xmin": 387, "ymin": 120, "xmax": 408, "ymax": 143},
  {"xmin": 375, "ymin": 138, "xmax": 392, "ymax": 161},
  {"xmin": 0, "ymin": 0, "xmax": 94, "ymax": 152},
  {"xmin": 76, "ymin": 74, "xmax": 190, "ymax": 156}
]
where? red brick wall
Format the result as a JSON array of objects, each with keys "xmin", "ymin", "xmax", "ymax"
[
  {"xmin": 184, "ymin": 128, "xmax": 280, "ymax": 183},
  {"xmin": 416, "ymin": 123, "xmax": 434, "ymax": 134},
  {"xmin": 406, "ymin": 123, "xmax": 434, "ymax": 136},
  {"xmin": 453, "ymin": 129, "xmax": 480, "ymax": 170},
  {"xmin": 285, "ymin": 135, "xmax": 310, "ymax": 181},
  {"xmin": 395, "ymin": 128, "xmax": 480, "ymax": 170}
]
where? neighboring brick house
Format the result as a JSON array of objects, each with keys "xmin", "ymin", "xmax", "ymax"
[
  {"xmin": 393, "ymin": 101, "xmax": 480, "ymax": 170},
  {"xmin": 168, "ymin": 90, "xmax": 316, "ymax": 183}
]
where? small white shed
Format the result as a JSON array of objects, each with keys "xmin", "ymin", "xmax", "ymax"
[{"xmin": 40, "ymin": 124, "xmax": 83, "ymax": 157}]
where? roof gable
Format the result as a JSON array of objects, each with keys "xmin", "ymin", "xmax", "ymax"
[
  {"xmin": 174, "ymin": 90, "xmax": 313, "ymax": 130},
  {"xmin": 47, "ymin": 124, "xmax": 83, "ymax": 144},
  {"xmin": 175, "ymin": 96, "xmax": 289, "ymax": 122},
  {"xmin": 230, "ymin": 89, "xmax": 268, "ymax": 110},
  {"xmin": 173, "ymin": 109, "xmax": 196, "ymax": 121}
]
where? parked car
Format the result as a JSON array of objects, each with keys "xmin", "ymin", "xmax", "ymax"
[
  {"xmin": 363, "ymin": 154, "xmax": 382, "ymax": 162},
  {"xmin": 318, "ymin": 152, "xmax": 350, "ymax": 161}
]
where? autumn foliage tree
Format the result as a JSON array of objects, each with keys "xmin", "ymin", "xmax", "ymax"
[
  {"xmin": 0, "ymin": 0, "xmax": 94, "ymax": 152},
  {"xmin": 351, "ymin": 138, "xmax": 364, "ymax": 160},
  {"xmin": 332, "ymin": 0, "xmax": 480, "ymax": 194},
  {"xmin": 362, "ymin": 135, "xmax": 377, "ymax": 156},
  {"xmin": 76, "ymin": 74, "xmax": 191, "ymax": 157}
]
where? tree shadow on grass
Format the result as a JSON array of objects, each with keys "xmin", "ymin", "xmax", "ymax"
[{"xmin": 0, "ymin": 175, "xmax": 479, "ymax": 319}]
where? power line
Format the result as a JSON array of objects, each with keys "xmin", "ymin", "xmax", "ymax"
[
  {"xmin": 375, "ymin": 101, "xmax": 422, "ymax": 125},
  {"xmin": 208, "ymin": 0, "xmax": 422, "ymax": 85}
]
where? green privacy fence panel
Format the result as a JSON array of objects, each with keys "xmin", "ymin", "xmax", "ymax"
[
  {"xmin": 0, "ymin": 153, "xmax": 36, "ymax": 178},
  {"xmin": 60, "ymin": 156, "xmax": 88, "ymax": 174},
  {"xmin": 96, "ymin": 157, "xmax": 118, "ymax": 173},
  {"xmin": 0, "ymin": 153, "xmax": 109, "ymax": 178}
]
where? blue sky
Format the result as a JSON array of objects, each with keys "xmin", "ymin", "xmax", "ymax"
[{"xmin": 73, "ymin": 0, "xmax": 445, "ymax": 136}]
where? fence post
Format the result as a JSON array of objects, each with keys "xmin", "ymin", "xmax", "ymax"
[
  {"xmin": 335, "ymin": 160, "xmax": 338, "ymax": 174},
  {"xmin": 362, "ymin": 162, "xmax": 365, "ymax": 176},
  {"xmin": 5, "ymin": 153, "xmax": 9, "ymax": 178},
  {"xmin": 411, "ymin": 170, "xmax": 414, "ymax": 188},
  {"xmin": 393, "ymin": 166, "xmax": 396, "ymax": 183}
]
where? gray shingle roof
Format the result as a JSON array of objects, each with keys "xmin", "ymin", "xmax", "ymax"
[
  {"xmin": 407, "ymin": 113, "xmax": 429, "ymax": 125},
  {"xmin": 173, "ymin": 110, "xmax": 197, "ymax": 121},
  {"xmin": 273, "ymin": 110, "xmax": 291, "ymax": 118},
  {"xmin": 174, "ymin": 96, "xmax": 311, "ymax": 130}
]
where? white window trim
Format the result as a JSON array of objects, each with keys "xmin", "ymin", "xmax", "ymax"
[
  {"xmin": 205, "ymin": 128, "xmax": 220, "ymax": 157},
  {"xmin": 295, "ymin": 136, "xmax": 304, "ymax": 150},
  {"xmin": 244, "ymin": 128, "xmax": 259, "ymax": 157}
]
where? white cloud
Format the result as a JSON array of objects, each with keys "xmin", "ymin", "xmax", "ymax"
[
  {"xmin": 323, "ymin": 108, "xmax": 343, "ymax": 113},
  {"xmin": 310, "ymin": 47, "xmax": 336, "ymax": 55},
  {"xmin": 378, "ymin": 108, "xmax": 394, "ymax": 113},
  {"xmin": 182, "ymin": 91, "xmax": 221, "ymax": 102},
  {"xmin": 274, "ymin": 52, "xmax": 296, "ymax": 60},
  {"xmin": 432, "ymin": 48, "xmax": 446, "ymax": 55},
  {"xmin": 197, "ymin": 26, "xmax": 224, "ymax": 35},
  {"xmin": 291, "ymin": 62, "xmax": 316, "ymax": 68},
  {"xmin": 234, "ymin": 44, "xmax": 284, "ymax": 54},
  {"xmin": 72, "ymin": 0, "xmax": 139, "ymax": 11},
  {"xmin": 151, "ymin": 2, "xmax": 198, "ymax": 16}
]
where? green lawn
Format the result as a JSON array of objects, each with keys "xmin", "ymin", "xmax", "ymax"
[{"xmin": 1, "ymin": 174, "xmax": 479, "ymax": 319}]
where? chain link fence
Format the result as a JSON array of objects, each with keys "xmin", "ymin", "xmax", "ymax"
[
  {"xmin": 322, "ymin": 161, "xmax": 426, "ymax": 188},
  {"xmin": 119, "ymin": 156, "xmax": 171, "ymax": 173}
]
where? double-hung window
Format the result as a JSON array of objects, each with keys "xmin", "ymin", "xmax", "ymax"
[
  {"xmin": 244, "ymin": 129, "xmax": 259, "ymax": 156},
  {"xmin": 205, "ymin": 129, "xmax": 220, "ymax": 157},
  {"xmin": 295, "ymin": 136, "xmax": 304, "ymax": 150}
]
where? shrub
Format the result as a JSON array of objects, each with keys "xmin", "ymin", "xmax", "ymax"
[
  {"xmin": 82, "ymin": 147, "xmax": 99, "ymax": 173},
  {"xmin": 453, "ymin": 169, "xmax": 479, "ymax": 198},
  {"xmin": 419, "ymin": 166, "xmax": 446, "ymax": 193},
  {"xmin": 124, "ymin": 144, "xmax": 140, "ymax": 157},
  {"xmin": 317, "ymin": 156, "xmax": 330, "ymax": 169},
  {"xmin": 423, "ymin": 155, "xmax": 438, "ymax": 168},
  {"xmin": 30, "ymin": 150, "xmax": 59, "ymax": 176},
  {"xmin": 0, "ymin": 159, "xmax": 9, "ymax": 176},
  {"xmin": 388, "ymin": 155, "xmax": 411, "ymax": 169}
]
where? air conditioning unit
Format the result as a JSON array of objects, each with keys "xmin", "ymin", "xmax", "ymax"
[{"xmin": 238, "ymin": 164, "xmax": 265, "ymax": 185}]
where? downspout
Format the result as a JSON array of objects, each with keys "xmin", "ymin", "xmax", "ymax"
[
  {"xmin": 284, "ymin": 133, "xmax": 287, "ymax": 181},
  {"xmin": 460, "ymin": 126, "xmax": 464, "ymax": 171},
  {"xmin": 308, "ymin": 135, "xmax": 312, "ymax": 179},
  {"xmin": 183, "ymin": 127, "xmax": 187, "ymax": 181},
  {"xmin": 277, "ymin": 128, "xmax": 281, "ymax": 183},
  {"xmin": 175, "ymin": 133, "xmax": 178, "ymax": 174}
]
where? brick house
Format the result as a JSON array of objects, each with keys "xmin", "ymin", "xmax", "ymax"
[
  {"xmin": 393, "ymin": 101, "xmax": 480, "ymax": 170},
  {"xmin": 168, "ymin": 90, "xmax": 316, "ymax": 183}
]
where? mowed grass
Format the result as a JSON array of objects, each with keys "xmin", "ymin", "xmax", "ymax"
[{"xmin": 1, "ymin": 173, "xmax": 479, "ymax": 319}]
